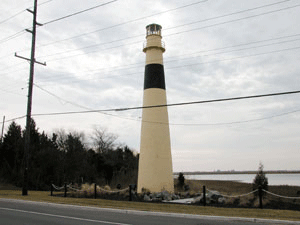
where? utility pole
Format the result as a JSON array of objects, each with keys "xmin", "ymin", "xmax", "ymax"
[
  {"xmin": 0, "ymin": 116, "xmax": 5, "ymax": 143},
  {"xmin": 15, "ymin": 0, "xmax": 46, "ymax": 196}
]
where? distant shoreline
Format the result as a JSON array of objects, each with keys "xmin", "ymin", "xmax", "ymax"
[{"xmin": 174, "ymin": 170, "xmax": 300, "ymax": 175}]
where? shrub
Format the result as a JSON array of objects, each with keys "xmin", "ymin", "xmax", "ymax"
[
  {"xmin": 177, "ymin": 172, "xmax": 185, "ymax": 190},
  {"xmin": 253, "ymin": 162, "xmax": 268, "ymax": 196}
]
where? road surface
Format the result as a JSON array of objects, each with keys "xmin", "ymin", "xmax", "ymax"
[{"xmin": 0, "ymin": 199, "xmax": 297, "ymax": 225}]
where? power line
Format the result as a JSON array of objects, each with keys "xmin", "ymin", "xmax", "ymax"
[
  {"xmin": 0, "ymin": 0, "xmax": 295, "ymax": 49},
  {"xmin": 0, "ymin": 9, "xmax": 26, "ymax": 25},
  {"xmin": 0, "ymin": 0, "xmax": 49, "ymax": 26},
  {"xmin": 7, "ymin": 33, "xmax": 296, "ymax": 86},
  {"xmin": 169, "ymin": 109, "xmax": 300, "ymax": 126},
  {"xmin": 33, "ymin": 83, "xmax": 300, "ymax": 127},
  {"xmin": 36, "ymin": 44, "xmax": 300, "ymax": 86},
  {"xmin": 37, "ymin": 0, "xmax": 54, "ymax": 7},
  {"xmin": 0, "ymin": 30, "xmax": 26, "ymax": 44},
  {"xmin": 4, "ymin": 42, "xmax": 298, "ymax": 95},
  {"xmin": 2, "ymin": 2, "xmax": 299, "ymax": 89},
  {"xmin": 34, "ymin": 0, "xmax": 209, "ymax": 49},
  {"xmin": 43, "ymin": 0, "xmax": 118, "ymax": 25},
  {"xmin": 33, "ymin": 83, "xmax": 144, "ymax": 122},
  {"xmin": 0, "ymin": 115, "xmax": 26, "ymax": 125},
  {"xmin": 2, "ymin": 88, "xmax": 300, "ymax": 125},
  {"xmin": 166, "ymin": 4, "xmax": 300, "ymax": 37},
  {"xmin": 30, "ymin": 90, "xmax": 300, "ymax": 117},
  {"xmin": 42, "ymin": 36, "xmax": 142, "ymax": 59},
  {"xmin": 165, "ymin": 46, "xmax": 300, "ymax": 71},
  {"xmin": 36, "ymin": 3, "xmax": 300, "ymax": 62},
  {"xmin": 0, "ymin": 1, "xmax": 117, "ymax": 45},
  {"xmin": 5, "ymin": 0, "xmax": 296, "ymax": 59},
  {"xmin": 166, "ymin": 33, "xmax": 300, "ymax": 59},
  {"xmin": 36, "ymin": 0, "xmax": 287, "ymax": 50},
  {"xmin": 3, "ymin": 107, "xmax": 300, "ymax": 127},
  {"xmin": 165, "ymin": 0, "xmax": 291, "ymax": 32},
  {"xmin": 0, "ymin": 0, "xmax": 53, "ymax": 42},
  {"xmin": 40, "ymin": 32, "xmax": 300, "ymax": 68}
]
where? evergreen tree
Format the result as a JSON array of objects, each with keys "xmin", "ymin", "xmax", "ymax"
[
  {"xmin": 0, "ymin": 121, "xmax": 23, "ymax": 184},
  {"xmin": 177, "ymin": 172, "xmax": 185, "ymax": 190},
  {"xmin": 0, "ymin": 121, "xmax": 138, "ymax": 189},
  {"xmin": 253, "ymin": 162, "xmax": 268, "ymax": 196}
]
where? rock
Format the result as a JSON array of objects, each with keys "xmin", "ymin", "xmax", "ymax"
[{"xmin": 143, "ymin": 194, "xmax": 151, "ymax": 201}]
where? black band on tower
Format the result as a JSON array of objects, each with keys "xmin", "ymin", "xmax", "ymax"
[{"xmin": 144, "ymin": 64, "xmax": 166, "ymax": 90}]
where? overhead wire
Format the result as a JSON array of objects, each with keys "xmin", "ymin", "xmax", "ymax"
[
  {"xmin": 35, "ymin": 2, "xmax": 300, "ymax": 62},
  {"xmin": 35, "ymin": 0, "xmax": 287, "ymax": 51},
  {"xmin": 0, "ymin": 0, "xmax": 49, "ymax": 26},
  {"xmin": 33, "ymin": 83, "xmax": 143, "ymax": 122},
  {"xmin": 3, "ymin": 0, "xmax": 296, "ymax": 64},
  {"xmin": 41, "ymin": 36, "xmax": 142, "ymax": 60},
  {"xmin": 2, "ymin": 87, "xmax": 300, "ymax": 125},
  {"xmin": 0, "ymin": 115, "xmax": 26, "ymax": 125},
  {"xmin": 29, "ymin": 90, "xmax": 300, "ymax": 117},
  {"xmin": 0, "ymin": 0, "xmax": 54, "ymax": 40},
  {"xmin": 34, "ymin": 0, "xmax": 210, "ymax": 49},
  {"xmin": 4, "ymin": 42, "xmax": 300, "ymax": 99},
  {"xmin": 37, "ymin": 0, "xmax": 54, "ymax": 7},
  {"xmin": 0, "ymin": 0, "xmax": 116, "ymax": 46},
  {"xmin": 37, "ymin": 34, "xmax": 300, "ymax": 83},
  {"xmin": 1, "ymin": 2, "xmax": 300, "ymax": 129},
  {"xmin": 165, "ymin": 0, "xmax": 291, "ymax": 31},
  {"xmin": 36, "ymin": 41, "xmax": 300, "ymax": 86},
  {"xmin": 2, "ymin": 2, "xmax": 299, "ymax": 91},
  {"xmin": 3, "ymin": 39, "xmax": 299, "ymax": 92},
  {"xmin": 164, "ymin": 46, "xmax": 300, "ymax": 71},
  {"xmin": 0, "ymin": 9, "xmax": 26, "ymax": 25},
  {"xmin": 3, "ymin": 106, "xmax": 300, "ymax": 126},
  {"xmin": 0, "ymin": 0, "xmax": 295, "ymax": 54},
  {"xmin": 43, "ymin": 0, "xmax": 119, "ymax": 25},
  {"xmin": 168, "ymin": 109, "xmax": 300, "ymax": 126},
  {"xmin": 0, "ymin": 29, "xmax": 27, "ymax": 44},
  {"xmin": 166, "ymin": 4, "xmax": 300, "ymax": 37},
  {"xmin": 78, "ymin": 33, "xmax": 300, "ymax": 71},
  {"xmin": 33, "ymin": 83, "xmax": 300, "ymax": 126}
]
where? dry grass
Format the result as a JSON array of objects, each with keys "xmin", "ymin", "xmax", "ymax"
[
  {"xmin": 0, "ymin": 182, "xmax": 22, "ymax": 191},
  {"xmin": 183, "ymin": 180, "xmax": 253, "ymax": 195}
]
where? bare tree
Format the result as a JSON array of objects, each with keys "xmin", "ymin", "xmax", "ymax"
[
  {"xmin": 91, "ymin": 127, "xmax": 118, "ymax": 154},
  {"xmin": 54, "ymin": 129, "xmax": 85, "ymax": 153}
]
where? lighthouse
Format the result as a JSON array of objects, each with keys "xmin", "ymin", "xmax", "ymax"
[{"xmin": 137, "ymin": 24, "xmax": 174, "ymax": 193}]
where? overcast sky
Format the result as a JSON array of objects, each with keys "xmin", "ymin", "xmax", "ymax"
[{"xmin": 1, "ymin": 0, "xmax": 299, "ymax": 173}]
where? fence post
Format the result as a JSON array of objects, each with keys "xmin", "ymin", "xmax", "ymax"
[
  {"xmin": 64, "ymin": 183, "xmax": 67, "ymax": 197},
  {"xmin": 258, "ymin": 186, "xmax": 263, "ymax": 209},
  {"xmin": 203, "ymin": 185, "xmax": 206, "ymax": 206},
  {"xmin": 94, "ymin": 183, "xmax": 97, "ymax": 199},
  {"xmin": 129, "ymin": 185, "xmax": 132, "ymax": 201},
  {"xmin": 50, "ymin": 184, "xmax": 53, "ymax": 196}
]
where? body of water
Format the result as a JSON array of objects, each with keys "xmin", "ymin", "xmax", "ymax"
[{"xmin": 183, "ymin": 173, "xmax": 300, "ymax": 186}]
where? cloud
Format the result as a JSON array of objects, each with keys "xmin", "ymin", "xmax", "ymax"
[{"xmin": 1, "ymin": 0, "xmax": 300, "ymax": 173}]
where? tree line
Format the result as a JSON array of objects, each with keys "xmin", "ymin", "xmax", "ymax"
[{"xmin": 0, "ymin": 119, "xmax": 138, "ymax": 190}]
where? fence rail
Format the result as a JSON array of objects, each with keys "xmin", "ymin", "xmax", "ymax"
[
  {"xmin": 263, "ymin": 189, "xmax": 300, "ymax": 200},
  {"xmin": 51, "ymin": 183, "xmax": 133, "ymax": 200},
  {"xmin": 50, "ymin": 184, "xmax": 300, "ymax": 209}
]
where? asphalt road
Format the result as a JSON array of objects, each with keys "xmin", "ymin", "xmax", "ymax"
[{"xmin": 0, "ymin": 199, "xmax": 297, "ymax": 225}]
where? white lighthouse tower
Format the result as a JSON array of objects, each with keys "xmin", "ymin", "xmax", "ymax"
[{"xmin": 137, "ymin": 24, "xmax": 174, "ymax": 193}]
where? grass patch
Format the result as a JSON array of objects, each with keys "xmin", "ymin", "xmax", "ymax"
[{"xmin": 1, "ymin": 189, "xmax": 300, "ymax": 222}]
